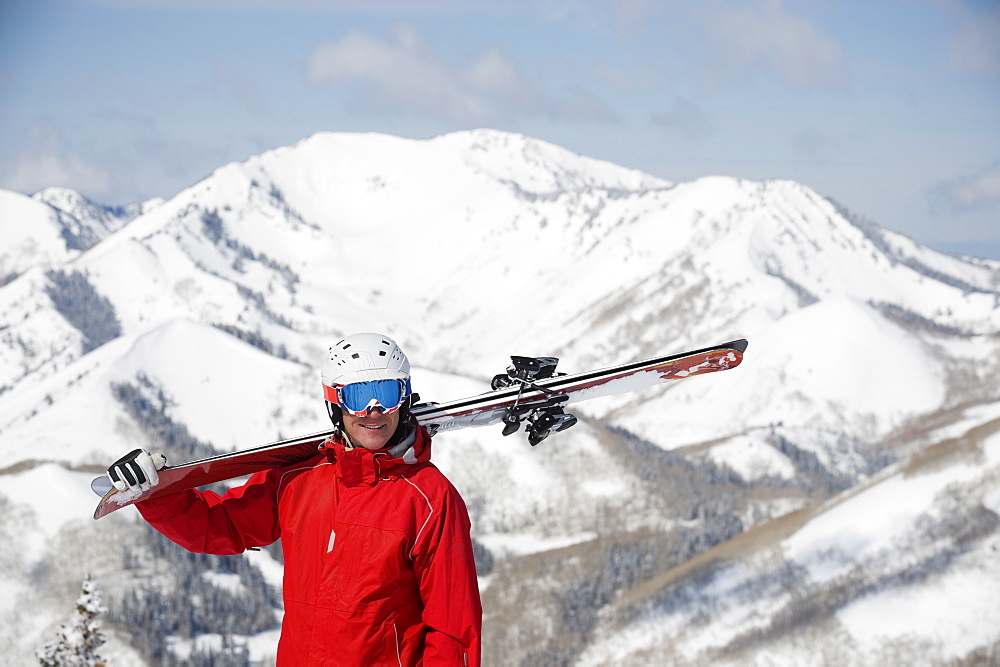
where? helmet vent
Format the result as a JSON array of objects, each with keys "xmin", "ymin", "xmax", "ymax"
[{"xmin": 322, "ymin": 333, "xmax": 410, "ymax": 387}]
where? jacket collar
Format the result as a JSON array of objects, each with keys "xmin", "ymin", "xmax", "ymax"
[{"xmin": 323, "ymin": 424, "xmax": 431, "ymax": 487}]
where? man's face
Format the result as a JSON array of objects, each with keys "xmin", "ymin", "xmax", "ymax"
[{"xmin": 342, "ymin": 407, "xmax": 400, "ymax": 451}]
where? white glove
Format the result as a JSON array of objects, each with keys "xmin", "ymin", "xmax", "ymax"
[{"xmin": 107, "ymin": 449, "xmax": 167, "ymax": 493}]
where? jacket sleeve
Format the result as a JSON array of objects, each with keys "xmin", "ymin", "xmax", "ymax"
[
  {"xmin": 135, "ymin": 469, "xmax": 281, "ymax": 555},
  {"xmin": 412, "ymin": 479, "xmax": 483, "ymax": 666}
]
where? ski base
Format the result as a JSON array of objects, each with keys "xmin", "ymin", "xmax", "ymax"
[{"xmin": 93, "ymin": 339, "xmax": 747, "ymax": 519}]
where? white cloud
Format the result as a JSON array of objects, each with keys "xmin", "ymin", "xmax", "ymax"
[
  {"xmin": 306, "ymin": 22, "xmax": 616, "ymax": 124},
  {"xmin": 0, "ymin": 127, "xmax": 112, "ymax": 197},
  {"xmin": 932, "ymin": 162, "xmax": 1000, "ymax": 211},
  {"xmin": 706, "ymin": 0, "xmax": 847, "ymax": 89},
  {"xmin": 608, "ymin": 0, "xmax": 847, "ymax": 90},
  {"xmin": 464, "ymin": 47, "xmax": 543, "ymax": 113},
  {"xmin": 307, "ymin": 25, "xmax": 488, "ymax": 123}
]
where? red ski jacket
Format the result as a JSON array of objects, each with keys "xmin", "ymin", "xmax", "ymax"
[{"xmin": 136, "ymin": 425, "xmax": 482, "ymax": 665}]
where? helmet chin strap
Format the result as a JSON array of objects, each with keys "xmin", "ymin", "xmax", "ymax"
[
  {"xmin": 326, "ymin": 401, "xmax": 344, "ymax": 428},
  {"xmin": 384, "ymin": 404, "xmax": 413, "ymax": 450}
]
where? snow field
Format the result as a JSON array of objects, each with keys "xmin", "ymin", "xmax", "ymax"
[{"xmin": 1, "ymin": 128, "xmax": 998, "ymax": 664}]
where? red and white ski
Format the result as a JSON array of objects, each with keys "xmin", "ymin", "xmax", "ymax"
[{"xmin": 92, "ymin": 339, "xmax": 747, "ymax": 519}]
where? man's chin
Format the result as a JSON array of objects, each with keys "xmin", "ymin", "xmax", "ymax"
[{"xmin": 348, "ymin": 425, "xmax": 390, "ymax": 450}]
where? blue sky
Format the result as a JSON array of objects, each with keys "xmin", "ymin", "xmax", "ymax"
[{"xmin": 1, "ymin": 0, "xmax": 998, "ymax": 258}]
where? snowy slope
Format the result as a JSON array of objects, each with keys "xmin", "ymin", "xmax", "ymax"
[
  {"xmin": 0, "ymin": 186, "xmax": 153, "ymax": 283},
  {"xmin": 7, "ymin": 130, "xmax": 992, "ymax": 448},
  {"xmin": 577, "ymin": 398, "xmax": 1000, "ymax": 666},
  {"xmin": 0, "ymin": 190, "xmax": 79, "ymax": 281},
  {"xmin": 0, "ymin": 129, "xmax": 998, "ymax": 664}
]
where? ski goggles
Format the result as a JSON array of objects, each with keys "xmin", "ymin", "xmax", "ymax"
[{"xmin": 324, "ymin": 378, "xmax": 412, "ymax": 416}]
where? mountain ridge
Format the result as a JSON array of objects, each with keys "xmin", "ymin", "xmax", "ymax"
[{"xmin": 1, "ymin": 128, "xmax": 998, "ymax": 664}]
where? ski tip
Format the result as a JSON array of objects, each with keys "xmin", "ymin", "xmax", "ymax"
[
  {"xmin": 93, "ymin": 489, "xmax": 116, "ymax": 520},
  {"xmin": 725, "ymin": 338, "xmax": 749, "ymax": 354},
  {"xmin": 93, "ymin": 486, "xmax": 141, "ymax": 520},
  {"xmin": 90, "ymin": 475, "xmax": 113, "ymax": 497}
]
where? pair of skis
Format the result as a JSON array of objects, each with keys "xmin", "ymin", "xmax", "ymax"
[{"xmin": 92, "ymin": 339, "xmax": 748, "ymax": 519}]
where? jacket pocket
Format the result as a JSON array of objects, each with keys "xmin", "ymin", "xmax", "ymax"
[{"xmin": 326, "ymin": 522, "xmax": 408, "ymax": 612}]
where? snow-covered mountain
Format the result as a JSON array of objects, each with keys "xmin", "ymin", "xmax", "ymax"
[
  {"xmin": 0, "ymin": 129, "xmax": 998, "ymax": 665},
  {"xmin": 0, "ymin": 187, "xmax": 157, "ymax": 284}
]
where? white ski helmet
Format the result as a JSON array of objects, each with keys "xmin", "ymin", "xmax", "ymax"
[{"xmin": 321, "ymin": 333, "xmax": 410, "ymax": 389}]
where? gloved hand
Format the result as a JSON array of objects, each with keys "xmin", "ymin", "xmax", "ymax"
[{"xmin": 107, "ymin": 449, "xmax": 167, "ymax": 493}]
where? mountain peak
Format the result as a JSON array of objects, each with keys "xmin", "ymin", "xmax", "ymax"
[
  {"xmin": 260, "ymin": 128, "xmax": 671, "ymax": 198},
  {"xmin": 2, "ymin": 129, "xmax": 1000, "ymax": 665},
  {"xmin": 32, "ymin": 186, "xmax": 150, "ymax": 251}
]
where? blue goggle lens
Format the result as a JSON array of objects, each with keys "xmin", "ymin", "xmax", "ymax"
[{"xmin": 337, "ymin": 379, "xmax": 410, "ymax": 415}]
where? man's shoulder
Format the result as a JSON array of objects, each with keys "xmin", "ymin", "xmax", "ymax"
[
  {"xmin": 398, "ymin": 462, "xmax": 472, "ymax": 532},
  {"xmin": 400, "ymin": 461, "xmax": 465, "ymax": 501},
  {"xmin": 271, "ymin": 451, "xmax": 333, "ymax": 487}
]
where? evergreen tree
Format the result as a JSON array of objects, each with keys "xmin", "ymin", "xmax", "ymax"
[{"xmin": 37, "ymin": 575, "xmax": 107, "ymax": 667}]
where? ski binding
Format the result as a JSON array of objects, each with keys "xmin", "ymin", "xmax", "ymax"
[{"xmin": 492, "ymin": 355, "xmax": 577, "ymax": 446}]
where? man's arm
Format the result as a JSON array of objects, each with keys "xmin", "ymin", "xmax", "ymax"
[
  {"xmin": 412, "ymin": 480, "xmax": 483, "ymax": 665},
  {"xmin": 136, "ymin": 469, "xmax": 281, "ymax": 555}
]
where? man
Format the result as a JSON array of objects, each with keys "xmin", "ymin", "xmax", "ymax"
[{"xmin": 108, "ymin": 333, "xmax": 483, "ymax": 665}]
